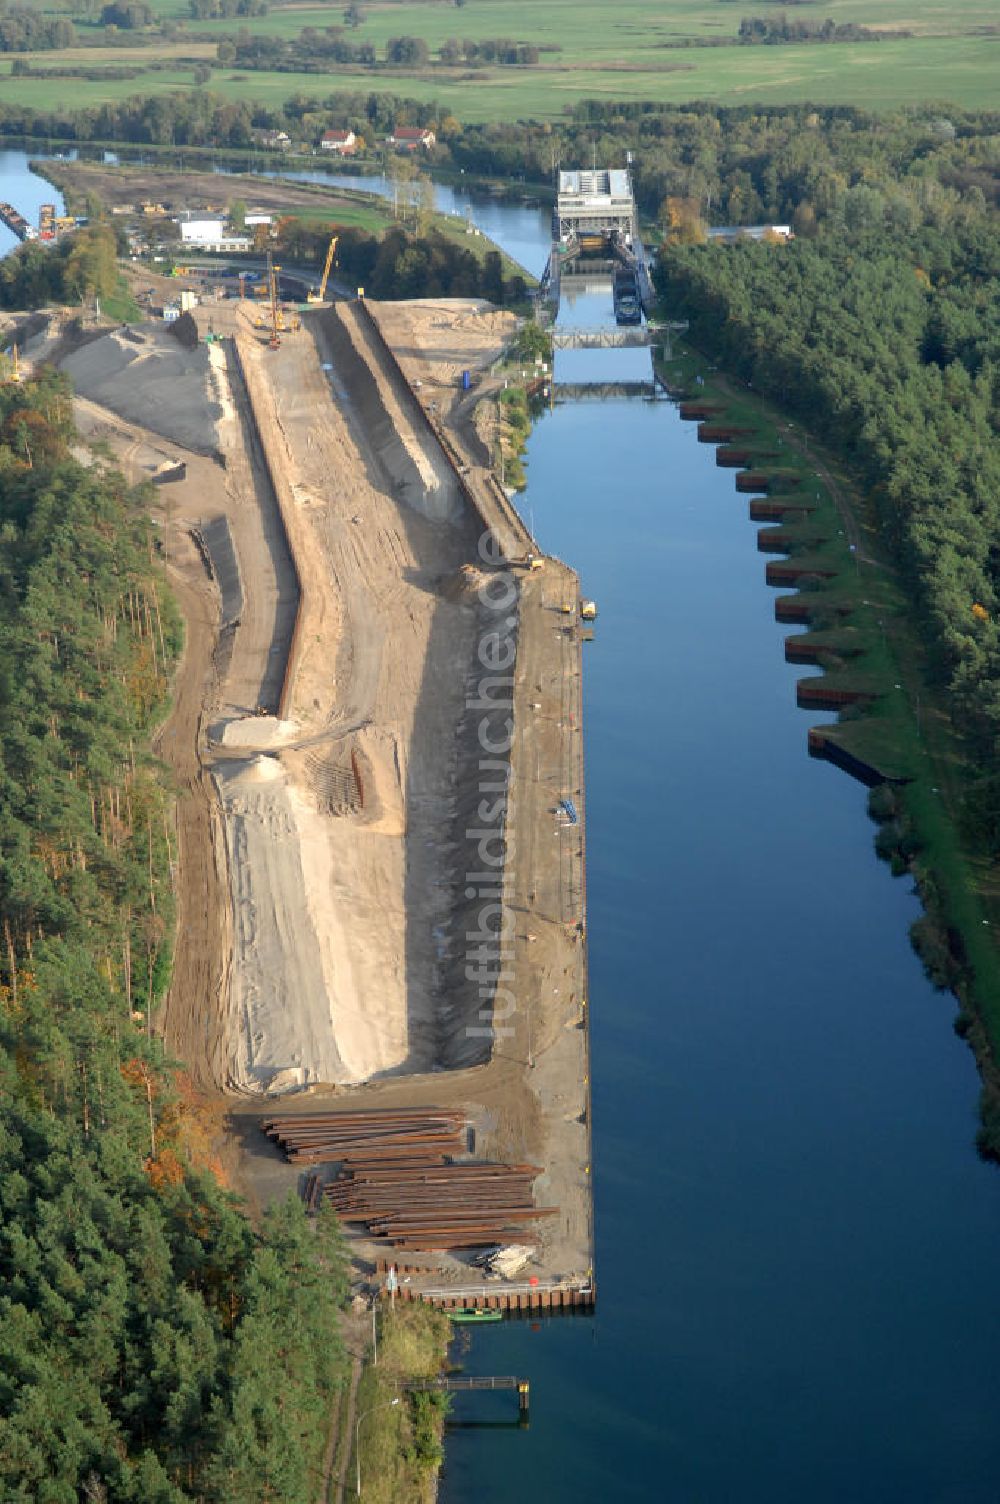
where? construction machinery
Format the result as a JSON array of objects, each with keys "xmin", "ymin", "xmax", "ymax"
[
  {"xmin": 306, "ymin": 234, "xmax": 338, "ymax": 304},
  {"xmin": 266, "ymin": 250, "xmax": 282, "ymax": 349}
]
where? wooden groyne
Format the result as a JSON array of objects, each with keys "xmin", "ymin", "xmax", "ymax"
[
  {"xmin": 808, "ymin": 727, "xmax": 909, "ymax": 788},
  {"xmin": 796, "ymin": 679, "xmax": 876, "ymax": 711},
  {"xmin": 675, "ymin": 390, "xmax": 887, "ymax": 779},
  {"xmin": 749, "ymin": 498, "xmax": 814, "ymax": 522},
  {"xmin": 765, "ymin": 559, "xmax": 836, "ymax": 586}
]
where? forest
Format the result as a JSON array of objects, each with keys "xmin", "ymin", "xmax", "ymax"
[
  {"xmin": 0, "ymin": 373, "xmax": 349, "ymax": 1500},
  {"xmin": 656, "ymin": 215, "xmax": 1000, "ymax": 839},
  {"xmin": 0, "ymin": 226, "xmax": 124, "ymax": 311}
]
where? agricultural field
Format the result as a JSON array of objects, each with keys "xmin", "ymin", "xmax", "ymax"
[{"xmin": 3, "ymin": 0, "xmax": 1000, "ymax": 119}]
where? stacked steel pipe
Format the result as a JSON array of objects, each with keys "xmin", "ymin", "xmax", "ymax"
[
  {"xmin": 265, "ymin": 1110, "xmax": 558, "ymax": 1252},
  {"xmin": 262, "ymin": 1107, "xmax": 467, "ymax": 1165},
  {"xmin": 324, "ymin": 1161, "xmax": 556, "ymax": 1251}
]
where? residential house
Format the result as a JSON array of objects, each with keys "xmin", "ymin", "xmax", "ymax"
[
  {"xmin": 320, "ymin": 128, "xmax": 357, "ymax": 154},
  {"xmin": 253, "ymin": 129, "xmax": 291, "ymax": 151},
  {"xmin": 386, "ymin": 126, "xmax": 436, "ymax": 151}
]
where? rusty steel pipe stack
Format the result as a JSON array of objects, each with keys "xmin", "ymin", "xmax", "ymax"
[
  {"xmin": 265, "ymin": 1110, "xmax": 559, "ymax": 1253},
  {"xmin": 262, "ymin": 1107, "xmax": 467, "ymax": 1165},
  {"xmin": 323, "ymin": 1159, "xmax": 557, "ymax": 1252}
]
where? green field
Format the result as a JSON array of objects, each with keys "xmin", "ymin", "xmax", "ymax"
[{"xmin": 8, "ymin": 0, "xmax": 1000, "ymax": 119}]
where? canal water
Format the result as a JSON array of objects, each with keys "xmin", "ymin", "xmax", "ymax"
[
  {"xmin": 433, "ymin": 320, "xmax": 1000, "ymax": 1492},
  {"xmin": 0, "ymin": 149, "xmax": 64, "ymax": 257},
  {"xmin": 2, "ymin": 149, "xmax": 1000, "ymax": 1500}
]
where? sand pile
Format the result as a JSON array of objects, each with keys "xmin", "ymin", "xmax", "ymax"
[{"xmin": 61, "ymin": 326, "xmax": 222, "ymax": 452}]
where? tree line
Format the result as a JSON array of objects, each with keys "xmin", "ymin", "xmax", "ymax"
[
  {"xmin": 0, "ymin": 4, "xmax": 76, "ymax": 50},
  {"xmin": 217, "ymin": 27, "xmax": 537, "ymax": 73},
  {"xmin": 278, "ymin": 217, "xmax": 525, "ymax": 302},
  {"xmin": 190, "ymin": 0, "xmax": 267, "ymax": 18},
  {"xmin": 0, "ymin": 371, "xmax": 349, "ymax": 1499},
  {"xmin": 656, "ymin": 220, "xmax": 1000, "ymax": 842},
  {"xmin": 0, "ymin": 86, "xmax": 443, "ymax": 149},
  {"xmin": 736, "ymin": 16, "xmax": 900, "ymax": 44}
]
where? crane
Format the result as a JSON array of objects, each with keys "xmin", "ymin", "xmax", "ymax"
[
  {"xmin": 2, "ymin": 343, "xmax": 21, "ymax": 383},
  {"xmin": 306, "ymin": 234, "xmax": 338, "ymax": 304},
  {"xmin": 266, "ymin": 249, "xmax": 283, "ymax": 350}
]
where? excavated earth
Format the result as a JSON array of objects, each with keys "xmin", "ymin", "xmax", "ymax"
[{"xmin": 64, "ymin": 297, "xmax": 593, "ymax": 1290}]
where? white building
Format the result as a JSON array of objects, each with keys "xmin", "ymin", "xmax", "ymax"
[
  {"xmin": 320, "ymin": 129, "xmax": 357, "ymax": 154},
  {"xmin": 181, "ymin": 218, "xmax": 224, "ymax": 243},
  {"xmin": 179, "ymin": 219, "xmax": 251, "ymax": 253},
  {"xmin": 706, "ymin": 224, "xmax": 793, "ymax": 243}
]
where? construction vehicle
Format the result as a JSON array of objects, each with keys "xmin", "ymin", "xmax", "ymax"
[
  {"xmin": 266, "ymin": 250, "xmax": 282, "ymax": 349},
  {"xmin": 306, "ymin": 234, "xmax": 338, "ymax": 304}
]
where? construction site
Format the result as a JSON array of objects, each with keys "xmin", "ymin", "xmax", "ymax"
[{"xmin": 11, "ymin": 282, "xmax": 594, "ymax": 1310}]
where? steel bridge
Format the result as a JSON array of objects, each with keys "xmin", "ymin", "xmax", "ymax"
[{"xmin": 552, "ymin": 326, "xmax": 650, "ymax": 350}]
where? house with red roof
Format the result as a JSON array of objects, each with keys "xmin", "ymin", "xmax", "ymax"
[
  {"xmin": 386, "ymin": 126, "xmax": 436, "ymax": 152},
  {"xmin": 320, "ymin": 128, "xmax": 357, "ymax": 154}
]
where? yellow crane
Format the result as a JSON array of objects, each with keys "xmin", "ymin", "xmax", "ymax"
[
  {"xmin": 306, "ymin": 234, "xmax": 338, "ymax": 304},
  {"xmin": 267, "ymin": 250, "xmax": 283, "ymax": 349}
]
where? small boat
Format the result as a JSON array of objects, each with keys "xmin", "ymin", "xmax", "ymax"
[{"xmin": 449, "ymin": 1308, "xmax": 504, "ymax": 1324}]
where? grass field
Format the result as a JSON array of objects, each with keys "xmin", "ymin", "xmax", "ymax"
[{"xmin": 7, "ymin": 0, "xmax": 1000, "ymax": 119}]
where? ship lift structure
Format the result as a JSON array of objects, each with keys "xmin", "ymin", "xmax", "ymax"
[{"xmin": 538, "ymin": 165, "xmax": 655, "ymax": 326}]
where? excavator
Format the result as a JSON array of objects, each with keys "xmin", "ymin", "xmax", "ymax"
[{"xmin": 306, "ymin": 234, "xmax": 338, "ymax": 305}]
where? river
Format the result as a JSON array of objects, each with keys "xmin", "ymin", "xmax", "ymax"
[
  {"xmin": 0, "ymin": 147, "xmax": 65, "ymax": 256},
  {"xmin": 3, "ymin": 150, "xmax": 1000, "ymax": 1501}
]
